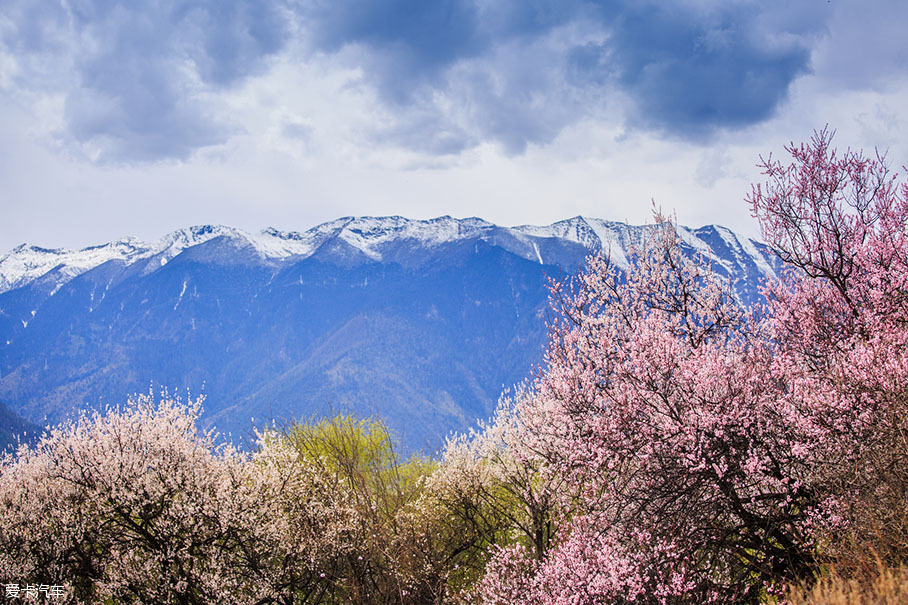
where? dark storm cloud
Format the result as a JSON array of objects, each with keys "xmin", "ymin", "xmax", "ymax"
[
  {"xmin": 300, "ymin": 0, "xmax": 588, "ymax": 153},
  {"xmin": 572, "ymin": 1, "xmax": 815, "ymax": 137},
  {"xmin": 1, "ymin": 0, "xmax": 824, "ymax": 162},
  {"xmin": 302, "ymin": 0, "xmax": 487, "ymax": 103},
  {"xmin": 2, "ymin": 0, "xmax": 289, "ymax": 162},
  {"xmin": 302, "ymin": 0, "xmax": 821, "ymax": 151}
]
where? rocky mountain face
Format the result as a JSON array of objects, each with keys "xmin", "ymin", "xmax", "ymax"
[{"xmin": 0, "ymin": 216, "xmax": 781, "ymax": 452}]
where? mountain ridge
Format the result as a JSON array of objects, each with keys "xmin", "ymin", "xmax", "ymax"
[
  {"xmin": 0, "ymin": 216, "xmax": 781, "ymax": 452},
  {"xmin": 1, "ymin": 215, "xmax": 774, "ymax": 294}
]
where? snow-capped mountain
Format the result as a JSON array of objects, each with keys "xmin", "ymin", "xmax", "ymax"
[
  {"xmin": 1, "ymin": 216, "xmax": 776, "ymax": 296},
  {"xmin": 0, "ymin": 216, "xmax": 781, "ymax": 451},
  {"xmin": 0, "ymin": 225, "xmax": 235, "ymax": 294}
]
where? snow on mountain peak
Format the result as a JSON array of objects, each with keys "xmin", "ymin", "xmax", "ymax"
[
  {"xmin": 512, "ymin": 217, "xmax": 648, "ymax": 269},
  {"xmin": 0, "ymin": 237, "xmax": 149, "ymax": 293},
  {"xmin": 152, "ymin": 225, "xmax": 245, "ymax": 258},
  {"xmin": 253, "ymin": 226, "xmax": 332, "ymax": 259},
  {"xmin": 0, "ymin": 216, "xmax": 776, "ymax": 295},
  {"xmin": 332, "ymin": 215, "xmax": 494, "ymax": 259}
]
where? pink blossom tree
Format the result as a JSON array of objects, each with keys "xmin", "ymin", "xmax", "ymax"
[
  {"xmin": 492, "ymin": 221, "xmax": 818, "ymax": 602},
  {"xmin": 749, "ymin": 127, "xmax": 908, "ymax": 565},
  {"xmin": 475, "ymin": 128, "xmax": 908, "ymax": 602}
]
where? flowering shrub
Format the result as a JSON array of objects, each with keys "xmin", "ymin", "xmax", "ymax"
[{"xmin": 489, "ymin": 220, "xmax": 817, "ymax": 602}]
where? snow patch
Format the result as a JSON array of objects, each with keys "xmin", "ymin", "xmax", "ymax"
[
  {"xmin": 513, "ymin": 217, "xmax": 598, "ymax": 249},
  {"xmin": 677, "ymin": 226, "xmax": 733, "ymax": 272},
  {"xmin": 532, "ymin": 242, "xmax": 543, "ymax": 265},
  {"xmin": 582, "ymin": 218, "xmax": 634, "ymax": 269},
  {"xmin": 740, "ymin": 238, "xmax": 777, "ymax": 279},
  {"xmin": 715, "ymin": 226, "xmax": 740, "ymax": 252},
  {"xmin": 0, "ymin": 238, "xmax": 146, "ymax": 293},
  {"xmin": 331, "ymin": 216, "xmax": 493, "ymax": 261},
  {"xmin": 174, "ymin": 279, "xmax": 188, "ymax": 311}
]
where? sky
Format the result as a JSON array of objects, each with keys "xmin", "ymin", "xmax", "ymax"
[{"xmin": 2, "ymin": 0, "xmax": 908, "ymax": 252}]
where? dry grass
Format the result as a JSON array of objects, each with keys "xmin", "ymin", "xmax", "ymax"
[{"xmin": 787, "ymin": 563, "xmax": 908, "ymax": 605}]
